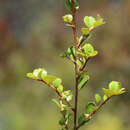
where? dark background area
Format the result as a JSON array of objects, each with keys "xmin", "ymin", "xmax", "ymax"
[{"xmin": 0, "ymin": 0, "xmax": 129, "ymax": 130}]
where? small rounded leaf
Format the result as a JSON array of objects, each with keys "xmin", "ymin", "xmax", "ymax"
[
  {"xmin": 66, "ymin": 94, "xmax": 72, "ymax": 102},
  {"xmin": 40, "ymin": 69, "xmax": 47, "ymax": 79},
  {"xmin": 82, "ymin": 44, "xmax": 98, "ymax": 58},
  {"xmin": 81, "ymin": 28, "xmax": 89, "ymax": 35},
  {"xmin": 102, "ymin": 88, "xmax": 113, "ymax": 97},
  {"xmin": 26, "ymin": 73, "xmax": 35, "ymax": 79},
  {"xmin": 43, "ymin": 75, "xmax": 57, "ymax": 84},
  {"xmin": 78, "ymin": 75, "xmax": 89, "ymax": 90},
  {"xmin": 52, "ymin": 99, "xmax": 60, "ymax": 108},
  {"xmin": 57, "ymin": 85, "xmax": 64, "ymax": 93},
  {"xmin": 86, "ymin": 102, "xmax": 97, "ymax": 114},
  {"xmin": 33, "ymin": 68, "xmax": 43, "ymax": 78},
  {"xmin": 103, "ymin": 95, "xmax": 108, "ymax": 101},
  {"xmin": 109, "ymin": 81, "xmax": 122, "ymax": 92},
  {"xmin": 94, "ymin": 15, "xmax": 105, "ymax": 28},
  {"xmin": 83, "ymin": 44, "xmax": 94, "ymax": 54},
  {"xmin": 84, "ymin": 16, "xmax": 96, "ymax": 29},
  {"xmin": 59, "ymin": 117, "xmax": 66, "ymax": 126},
  {"xmin": 63, "ymin": 14, "xmax": 73, "ymax": 23},
  {"xmin": 95, "ymin": 94, "xmax": 102, "ymax": 104},
  {"xmin": 52, "ymin": 78, "xmax": 62, "ymax": 88}
]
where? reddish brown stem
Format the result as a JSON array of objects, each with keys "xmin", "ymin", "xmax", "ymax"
[
  {"xmin": 80, "ymin": 58, "xmax": 90, "ymax": 71},
  {"xmin": 71, "ymin": 0, "xmax": 79, "ymax": 130}
]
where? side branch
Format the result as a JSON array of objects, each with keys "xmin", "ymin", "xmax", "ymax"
[
  {"xmin": 77, "ymin": 95, "xmax": 116, "ymax": 129},
  {"xmin": 80, "ymin": 58, "xmax": 90, "ymax": 71},
  {"xmin": 37, "ymin": 78, "xmax": 74, "ymax": 111},
  {"xmin": 77, "ymin": 27, "xmax": 94, "ymax": 48}
]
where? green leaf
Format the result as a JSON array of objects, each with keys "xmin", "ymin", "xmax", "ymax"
[
  {"xmin": 27, "ymin": 68, "xmax": 47, "ymax": 80},
  {"xmin": 81, "ymin": 28, "xmax": 89, "ymax": 35},
  {"xmin": 67, "ymin": 46, "xmax": 76, "ymax": 60},
  {"xmin": 86, "ymin": 102, "xmax": 97, "ymax": 114},
  {"xmin": 52, "ymin": 78, "xmax": 62, "ymax": 88},
  {"xmin": 84, "ymin": 16, "xmax": 96, "ymax": 29},
  {"xmin": 62, "ymin": 104, "xmax": 68, "ymax": 109},
  {"xmin": 102, "ymin": 88, "xmax": 113, "ymax": 97},
  {"xmin": 43, "ymin": 75, "xmax": 57, "ymax": 84},
  {"xmin": 78, "ymin": 75, "xmax": 89, "ymax": 90},
  {"xmin": 60, "ymin": 51, "xmax": 68, "ymax": 58},
  {"xmin": 94, "ymin": 15, "xmax": 105, "ymax": 28},
  {"xmin": 61, "ymin": 46, "xmax": 76, "ymax": 61},
  {"xmin": 65, "ymin": 0, "xmax": 72, "ymax": 12},
  {"xmin": 59, "ymin": 117, "xmax": 66, "ymax": 126},
  {"xmin": 117, "ymin": 88, "xmax": 125, "ymax": 95},
  {"xmin": 107, "ymin": 81, "xmax": 125, "ymax": 95},
  {"xmin": 40, "ymin": 69, "xmax": 48, "ymax": 79},
  {"xmin": 65, "ymin": 0, "xmax": 79, "ymax": 12},
  {"xmin": 26, "ymin": 73, "xmax": 35, "ymax": 79},
  {"xmin": 33, "ymin": 68, "xmax": 43, "ymax": 78},
  {"xmin": 78, "ymin": 114, "xmax": 85, "ymax": 125},
  {"xmin": 66, "ymin": 94, "xmax": 73, "ymax": 102},
  {"xmin": 63, "ymin": 14, "xmax": 73, "ymax": 23},
  {"xmin": 103, "ymin": 95, "xmax": 108, "ymax": 101},
  {"xmin": 95, "ymin": 94, "xmax": 102, "ymax": 104},
  {"xmin": 83, "ymin": 44, "xmax": 94, "ymax": 54},
  {"xmin": 76, "ymin": 60, "xmax": 83, "ymax": 68},
  {"xmin": 59, "ymin": 113, "xmax": 72, "ymax": 126},
  {"xmin": 62, "ymin": 90, "xmax": 73, "ymax": 101},
  {"xmin": 91, "ymin": 51, "xmax": 98, "ymax": 57},
  {"xmin": 82, "ymin": 44, "xmax": 98, "ymax": 58},
  {"xmin": 74, "ymin": 0, "xmax": 79, "ymax": 10},
  {"xmin": 109, "ymin": 81, "xmax": 122, "ymax": 93},
  {"xmin": 78, "ymin": 114, "xmax": 91, "ymax": 126},
  {"xmin": 57, "ymin": 85, "xmax": 64, "ymax": 93},
  {"xmin": 65, "ymin": 113, "xmax": 72, "ymax": 122},
  {"xmin": 52, "ymin": 99, "xmax": 60, "ymax": 108},
  {"xmin": 65, "ymin": 23, "xmax": 75, "ymax": 27}
]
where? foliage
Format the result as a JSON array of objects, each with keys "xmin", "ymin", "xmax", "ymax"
[{"xmin": 26, "ymin": 0, "xmax": 125, "ymax": 130}]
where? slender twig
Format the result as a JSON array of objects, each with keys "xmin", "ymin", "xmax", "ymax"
[
  {"xmin": 71, "ymin": 0, "xmax": 79, "ymax": 130},
  {"xmin": 64, "ymin": 114, "xmax": 69, "ymax": 130},
  {"xmin": 80, "ymin": 58, "xmax": 90, "ymax": 71},
  {"xmin": 77, "ymin": 35, "xmax": 87, "ymax": 48},
  {"xmin": 76, "ymin": 95, "xmax": 116, "ymax": 129},
  {"xmin": 37, "ymin": 78, "xmax": 62, "ymax": 97},
  {"xmin": 77, "ymin": 27, "xmax": 94, "ymax": 48},
  {"xmin": 37, "ymin": 78, "xmax": 74, "ymax": 111},
  {"xmin": 59, "ymin": 98, "xmax": 69, "ymax": 130}
]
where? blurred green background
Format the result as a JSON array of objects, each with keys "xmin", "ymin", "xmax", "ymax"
[{"xmin": 0, "ymin": 0, "xmax": 129, "ymax": 130}]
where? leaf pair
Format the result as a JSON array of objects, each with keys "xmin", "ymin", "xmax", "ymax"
[
  {"xmin": 60, "ymin": 46, "xmax": 75, "ymax": 61},
  {"xmin": 84, "ymin": 15, "xmax": 105, "ymax": 30},
  {"xmin": 85, "ymin": 94, "xmax": 102, "ymax": 115},
  {"xmin": 27, "ymin": 68, "xmax": 57, "ymax": 84},
  {"xmin": 102, "ymin": 81, "xmax": 125, "ymax": 98},
  {"xmin": 85, "ymin": 81, "xmax": 125, "ymax": 117},
  {"xmin": 52, "ymin": 78, "xmax": 64, "ymax": 93},
  {"xmin": 26, "ymin": 68, "xmax": 64, "ymax": 93},
  {"xmin": 78, "ymin": 43, "xmax": 98, "ymax": 59}
]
